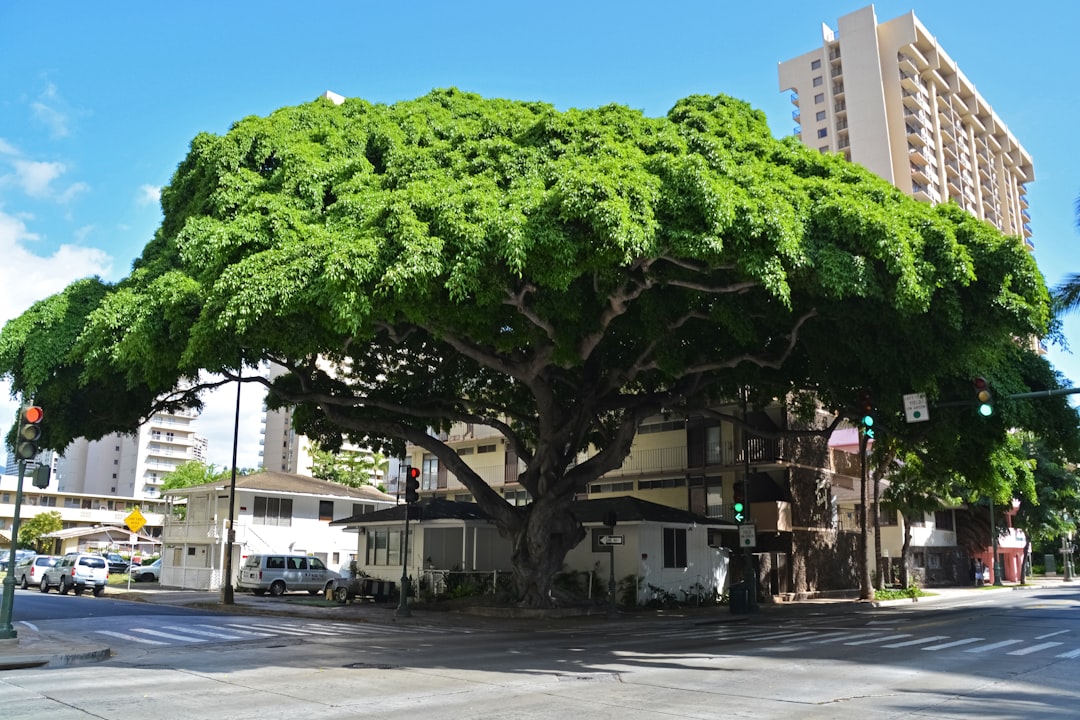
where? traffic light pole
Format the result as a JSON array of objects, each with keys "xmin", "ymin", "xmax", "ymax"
[
  {"xmin": 396, "ymin": 506, "xmax": 412, "ymax": 617},
  {"xmin": 0, "ymin": 460, "xmax": 29, "ymax": 641}
]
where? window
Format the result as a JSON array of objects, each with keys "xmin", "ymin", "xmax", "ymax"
[
  {"xmin": 351, "ymin": 503, "xmax": 376, "ymax": 516},
  {"xmin": 319, "ymin": 500, "xmax": 334, "ymax": 522},
  {"xmin": 814, "ymin": 93, "xmax": 825, "ymax": 104},
  {"xmin": 663, "ymin": 528, "xmax": 688, "ymax": 568},
  {"xmin": 934, "ymin": 510, "xmax": 955, "ymax": 531},
  {"xmin": 811, "ymin": 59, "xmax": 821, "ymax": 70},
  {"xmin": 817, "ymin": 128, "xmax": 828, "ymax": 138},
  {"xmin": 815, "ymin": 110, "xmax": 826, "ymax": 121},
  {"xmin": 812, "ymin": 75, "xmax": 823, "ymax": 87},
  {"xmin": 366, "ymin": 529, "xmax": 402, "ymax": 566},
  {"xmin": 503, "ymin": 489, "xmax": 531, "ymax": 506},
  {"xmin": 819, "ymin": 146, "xmax": 829, "ymax": 153},
  {"xmin": 458, "ymin": 447, "xmax": 474, "ymax": 456},
  {"xmin": 477, "ymin": 443, "xmax": 497, "ymax": 454},
  {"xmin": 639, "ymin": 478, "xmax": 687, "ymax": 490},
  {"xmin": 422, "ymin": 453, "xmax": 439, "ymax": 491},
  {"xmin": 253, "ymin": 496, "xmax": 293, "ymax": 526}
]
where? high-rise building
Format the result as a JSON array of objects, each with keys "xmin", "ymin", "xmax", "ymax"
[
  {"xmin": 778, "ymin": 5, "xmax": 1033, "ymax": 246},
  {"xmin": 55, "ymin": 410, "xmax": 205, "ymax": 500}
]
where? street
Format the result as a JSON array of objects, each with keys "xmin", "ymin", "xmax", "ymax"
[{"xmin": 2, "ymin": 584, "xmax": 1079, "ymax": 719}]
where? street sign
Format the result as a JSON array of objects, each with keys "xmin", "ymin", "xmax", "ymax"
[
  {"xmin": 598, "ymin": 534, "xmax": 624, "ymax": 546},
  {"xmin": 739, "ymin": 524, "xmax": 757, "ymax": 548},
  {"xmin": 125, "ymin": 508, "xmax": 146, "ymax": 534},
  {"xmin": 903, "ymin": 393, "xmax": 930, "ymax": 423}
]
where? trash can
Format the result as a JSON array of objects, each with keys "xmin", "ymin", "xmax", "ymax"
[{"xmin": 729, "ymin": 583, "xmax": 752, "ymax": 615}]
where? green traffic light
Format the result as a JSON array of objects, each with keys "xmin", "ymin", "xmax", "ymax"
[
  {"xmin": 862, "ymin": 415, "xmax": 874, "ymax": 427},
  {"xmin": 978, "ymin": 403, "xmax": 993, "ymax": 417}
]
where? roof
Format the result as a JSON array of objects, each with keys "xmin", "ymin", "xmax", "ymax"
[
  {"xmin": 164, "ymin": 470, "xmax": 397, "ymax": 503},
  {"xmin": 332, "ymin": 495, "xmax": 735, "ymax": 528},
  {"xmin": 331, "ymin": 497, "xmax": 490, "ymax": 526},
  {"xmin": 40, "ymin": 525, "xmax": 160, "ymax": 543}
]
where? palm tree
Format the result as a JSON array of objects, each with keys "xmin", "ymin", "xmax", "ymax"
[{"xmin": 1054, "ymin": 195, "xmax": 1080, "ymax": 313}]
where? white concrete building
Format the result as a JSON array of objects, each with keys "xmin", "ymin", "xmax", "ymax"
[
  {"xmin": 161, "ymin": 470, "xmax": 397, "ymax": 590},
  {"xmin": 779, "ymin": 5, "xmax": 1033, "ymax": 246},
  {"xmin": 55, "ymin": 410, "xmax": 206, "ymax": 501}
]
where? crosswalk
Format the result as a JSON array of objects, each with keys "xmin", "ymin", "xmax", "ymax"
[
  {"xmin": 617, "ymin": 624, "xmax": 1080, "ymax": 660},
  {"xmin": 94, "ymin": 620, "xmax": 468, "ymax": 647}
]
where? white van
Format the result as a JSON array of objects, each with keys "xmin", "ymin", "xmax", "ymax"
[{"xmin": 237, "ymin": 554, "xmax": 339, "ymax": 596}]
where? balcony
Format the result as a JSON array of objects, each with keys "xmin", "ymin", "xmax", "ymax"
[
  {"xmin": 906, "ymin": 126, "xmax": 932, "ymax": 147},
  {"xmin": 908, "ymin": 144, "xmax": 929, "ymax": 166},
  {"xmin": 901, "ymin": 91, "xmax": 930, "ymax": 114},
  {"xmin": 900, "ymin": 71, "xmax": 926, "ymax": 94},
  {"xmin": 831, "ymin": 65, "xmax": 843, "ymax": 78},
  {"xmin": 912, "ymin": 182, "xmax": 941, "ymax": 203},
  {"xmin": 790, "ymin": 92, "xmax": 799, "ymax": 106},
  {"xmin": 1023, "ymin": 223, "xmax": 1033, "ymax": 237},
  {"xmin": 792, "ymin": 109, "xmax": 801, "ymax": 123},
  {"xmin": 1024, "ymin": 237, "xmax": 1036, "ymax": 251},
  {"xmin": 832, "ymin": 82, "xmax": 845, "ymax": 98},
  {"xmin": 834, "ymin": 101, "xmax": 847, "ymax": 114},
  {"xmin": 911, "ymin": 163, "xmax": 932, "ymax": 186},
  {"xmin": 829, "ymin": 47, "xmax": 841, "ymax": 61},
  {"xmin": 898, "ymin": 53, "xmax": 919, "ymax": 76}
]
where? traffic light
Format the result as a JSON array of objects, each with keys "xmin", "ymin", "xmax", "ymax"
[
  {"xmin": 15, "ymin": 405, "xmax": 43, "ymax": 460},
  {"xmin": 404, "ymin": 466, "xmax": 420, "ymax": 504},
  {"xmin": 31, "ymin": 464, "xmax": 51, "ymax": 489},
  {"xmin": 973, "ymin": 377, "xmax": 993, "ymax": 416},
  {"xmin": 732, "ymin": 485, "xmax": 746, "ymax": 524},
  {"xmin": 857, "ymin": 389, "xmax": 876, "ymax": 439}
]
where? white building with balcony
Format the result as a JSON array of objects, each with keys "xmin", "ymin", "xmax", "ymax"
[{"xmin": 54, "ymin": 410, "xmax": 206, "ymax": 501}]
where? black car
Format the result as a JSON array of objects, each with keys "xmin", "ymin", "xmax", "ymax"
[{"xmin": 104, "ymin": 553, "xmax": 130, "ymax": 574}]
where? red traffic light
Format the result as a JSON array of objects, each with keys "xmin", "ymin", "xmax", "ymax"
[
  {"xmin": 23, "ymin": 406, "xmax": 43, "ymax": 424},
  {"xmin": 407, "ymin": 467, "xmax": 420, "ymax": 480}
]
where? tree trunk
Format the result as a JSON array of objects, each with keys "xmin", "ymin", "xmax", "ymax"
[
  {"xmin": 899, "ymin": 517, "xmax": 912, "ymax": 588},
  {"xmin": 510, "ymin": 494, "xmax": 587, "ymax": 608},
  {"xmin": 873, "ymin": 472, "xmax": 883, "ymax": 591}
]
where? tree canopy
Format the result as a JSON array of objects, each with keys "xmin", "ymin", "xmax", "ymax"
[{"xmin": 0, "ymin": 89, "xmax": 1061, "ymax": 605}]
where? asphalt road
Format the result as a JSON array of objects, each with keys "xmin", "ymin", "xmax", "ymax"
[{"xmin": 2, "ymin": 583, "xmax": 1079, "ymax": 719}]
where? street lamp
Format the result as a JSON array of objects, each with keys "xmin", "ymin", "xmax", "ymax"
[{"xmin": 221, "ymin": 362, "xmax": 242, "ymax": 605}]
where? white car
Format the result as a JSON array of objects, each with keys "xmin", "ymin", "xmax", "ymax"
[
  {"xmin": 40, "ymin": 553, "xmax": 109, "ymax": 596},
  {"xmin": 133, "ymin": 558, "xmax": 161, "ymax": 582}
]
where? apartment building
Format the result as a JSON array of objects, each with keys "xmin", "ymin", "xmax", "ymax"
[
  {"xmin": 778, "ymin": 5, "xmax": 1033, "ymax": 248},
  {"xmin": 0, "ymin": 473, "xmax": 168, "ymax": 549},
  {"xmin": 54, "ymin": 410, "xmax": 206, "ymax": 500},
  {"xmin": 404, "ymin": 402, "xmax": 866, "ymax": 599}
]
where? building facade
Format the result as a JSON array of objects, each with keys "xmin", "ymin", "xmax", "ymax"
[
  {"xmin": 778, "ymin": 5, "xmax": 1033, "ymax": 246},
  {"xmin": 161, "ymin": 470, "xmax": 397, "ymax": 590},
  {"xmin": 54, "ymin": 410, "xmax": 206, "ymax": 500}
]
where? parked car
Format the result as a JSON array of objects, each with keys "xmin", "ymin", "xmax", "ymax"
[
  {"xmin": 41, "ymin": 553, "xmax": 108, "ymax": 596},
  {"xmin": 13, "ymin": 554, "xmax": 57, "ymax": 589},
  {"xmin": 237, "ymin": 554, "xmax": 338, "ymax": 596},
  {"xmin": 103, "ymin": 553, "xmax": 130, "ymax": 574},
  {"xmin": 132, "ymin": 558, "xmax": 161, "ymax": 582}
]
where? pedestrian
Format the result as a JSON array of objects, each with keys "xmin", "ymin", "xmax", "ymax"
[{"xmin": 974, "ymin": 559, "xmax": 984, "ymax": 587}]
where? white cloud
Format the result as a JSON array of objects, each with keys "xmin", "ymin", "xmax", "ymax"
[
  {"xmin": 0, "ymin": 207, "xmax": 113, "ymax": 447},
  {"xmin": 0, "ymin": 139, "xmax": 17, "ymax": 156},
  {"xmin": 196, "ymin": 375, "xmax": 268, "ymax": 471},
  {"xmin": 137, "ymin": 184, "xmax": 161, "ymax": 206},
  {"xmin": 31, "ymin": 82, "xmax": 70, "ymax": 138},
  {"xmin": 12, "ymin": 159, "xmax": 66, "ymax": 197}
]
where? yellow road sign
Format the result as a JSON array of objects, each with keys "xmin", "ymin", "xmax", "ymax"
[{"xmin": 125, "ymin": 508, "xmax": 146, "ymax": 534}]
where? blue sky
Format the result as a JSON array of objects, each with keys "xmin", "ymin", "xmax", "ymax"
[{"xmin": 2, "ymin": 1, "xmax": 1078, "ymax": 469}]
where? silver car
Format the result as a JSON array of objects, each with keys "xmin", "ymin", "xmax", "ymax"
[
  {"xmin": 237, "ymin": 554, "xmax": 338, "ymax": 596},
  {"xmin": 40, "ymin": 553, "xmax": 108, "ymax": 596},
  {"xmin": 13, "ymin": 554, "xmax": 57, "ymax": 589}
]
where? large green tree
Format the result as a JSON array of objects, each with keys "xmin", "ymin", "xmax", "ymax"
[{"xmin": 0, "ymin": 90, "xmax": 1056, "ymax": 606}]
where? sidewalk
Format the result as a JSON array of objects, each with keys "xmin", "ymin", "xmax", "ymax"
[{"xmin": 2, "ymin": 580, "xmax": 1073, "ymax": 670}]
